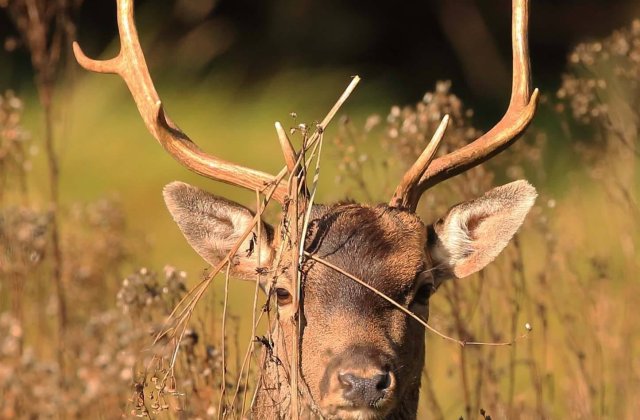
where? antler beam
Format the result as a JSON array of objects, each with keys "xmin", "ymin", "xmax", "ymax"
[
  {"xmin": 73, "ymin": 0, "xmax": 288, "ymax": 203},
  {"xmin": 391, "ymin": 0, "xmax": 538, "ymax": 211}
]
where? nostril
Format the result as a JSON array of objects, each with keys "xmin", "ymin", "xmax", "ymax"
[
  {"xmin": 338, "ymin": 370, "xmax": 393, "ymax": 407},
  {"xmin": 374, "ymin": 371, "xmax": 391, "ymax": 391}
]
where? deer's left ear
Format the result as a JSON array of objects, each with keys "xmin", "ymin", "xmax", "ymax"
[
  {"xmin": 427, "ymin": 180, "xmax": 537, "ymax": 281},
  {"xmin": 162, "ymin": 181, "xmax": 275, "ymax": 281}
]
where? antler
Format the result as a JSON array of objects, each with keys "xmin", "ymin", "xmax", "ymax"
[
  {"xmin": 389, "ymin": 115, "xmax": 449, "ymax": 209},
  {"xmin": 72, "ymin": 0, "xmax": 288, "ymax": 203},
  {"xmin": 390, "ymin": 0, "xmax": 539, "ymax": 211}
]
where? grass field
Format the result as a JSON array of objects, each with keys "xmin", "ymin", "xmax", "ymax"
[{"xmin": 2, "ymin": 35, "xmax": 639, "ymax": 417}]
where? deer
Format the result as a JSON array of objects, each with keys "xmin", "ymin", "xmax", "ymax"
[{"xmin": 73, "ymin": 0, "xmax": 538, "ymax": 418}]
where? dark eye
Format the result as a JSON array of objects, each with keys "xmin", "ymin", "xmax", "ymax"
[
  {"xmin": 412, "ymin": 283, "xmax": 433, "ymax": 306},
  {"xmin": 274, "ymin": 287, "xmax": 292, "ymax": 306}
]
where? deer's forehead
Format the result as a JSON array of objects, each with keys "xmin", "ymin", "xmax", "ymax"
[{"xmin": 303, "ymin": 204, "xmax": 426, "ymax": 298}]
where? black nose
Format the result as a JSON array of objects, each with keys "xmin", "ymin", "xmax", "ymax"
[{"xmin": 338, "ymin": 370, "xmax": 392, "ymax": 407}]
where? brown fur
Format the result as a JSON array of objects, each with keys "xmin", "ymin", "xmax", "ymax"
[
  {"xmin": 162, "ymin": 180, "xmax": 537, "ymax": 419},
  {"xmin": 305, "ymin": 204, "xmax": 427, "ymax": 418}
]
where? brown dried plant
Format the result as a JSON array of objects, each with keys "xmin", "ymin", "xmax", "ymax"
[
  {"xmin": 0, "ymin": 9, "xmax": 638, "ymax": 420},
  {"xmin": 3, "ymin": 0, "xmax": 84, "ymax": 383},
  {"xmin": 0, "ymin": 91, "xmax": 33, "ymax": 201}
]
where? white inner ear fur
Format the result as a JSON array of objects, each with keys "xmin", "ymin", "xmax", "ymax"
[
  {"xmin": 430, "ymin": 180, "xmax": 537, "ymax": 279},
  {"xmin": 442, "ymin": 209, "xmax": 476, "ymax": 265}
]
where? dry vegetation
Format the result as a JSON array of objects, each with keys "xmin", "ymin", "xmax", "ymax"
[
  {"xmin": 333, "ymin": 20, "xmax": 639, "ymax": 419},
  {"xmin": 0, "ymin": 7, "xmax": 639, "ymax": 420}
]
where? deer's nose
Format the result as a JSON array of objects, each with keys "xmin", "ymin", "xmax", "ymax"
[{"xmin": 338, "ymin": 370, "xmax": 393, "ymax": 407}]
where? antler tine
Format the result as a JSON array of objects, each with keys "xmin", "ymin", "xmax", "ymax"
[
  {"xmin": 392, "ymin": 0, "xmax": 538, "ymax": 210},
  {"xmin": 389, "ymin": 115, "xmax": 449, "ymax": 209},
  {"xmin": 72, "ymin": 0, "xmax": 288, "ymax": 203}
]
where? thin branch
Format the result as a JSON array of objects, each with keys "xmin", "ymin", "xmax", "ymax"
[
  {"xmin": 217, "ymin": 262, "xmax": 231, "ymax": 418},
  {"xmin": 305, "ymin": 253, "xmax": 531, "ymax": 347},
  {"xmin": 276, "ymin": 122, "xmax": 297, "ymax": 173}
]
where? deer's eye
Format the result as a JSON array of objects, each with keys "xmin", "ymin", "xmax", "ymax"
[
  {"xmin": 274, "ymin": 287, "xmax": 292, "ymax": 306},
  {"xmin": 412, "ymin": 283, "xmax": 434, "ymax": 306}
]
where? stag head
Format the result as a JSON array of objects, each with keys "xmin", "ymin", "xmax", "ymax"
[
  {"xmin": 74, "ymin": 0, "xmax": 538, "ymax": 418},
  {"xmin": 162, "ymin": 180, "xmax": 535, "ymax": 418}
]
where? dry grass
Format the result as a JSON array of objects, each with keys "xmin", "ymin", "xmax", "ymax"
[{"xmin": 0, "ymin": 16, "xmax": 638, "ymax": 420}]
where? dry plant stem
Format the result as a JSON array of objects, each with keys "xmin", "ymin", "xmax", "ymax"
[
  {"xmin": 307, "ymin": 76, "xmax": 361, "ymax": 155},
  {"xmin": 253, "ymin": 190, "xmax": 303, "ymax": 415},
  {"xmin": 237, "ymin": 189, "xmax": 265, "ymax": 415},
  {"xmin": 218, "ymin": 263, "xmax": 232, "ymax": 418},
  {"xmin": 152, "ymin": 169, "xmax": 287, "ymax": 387},
  {"xmin": 512, "ymin": 237, "xmax": 545, "ymax": 417},
  {"xmin": 159, "ymin": 167, "xmax": 286, "ymax": 329},
  {"xmin": 233, "ymin": 316, "xmax": 241, "ymax": 388},
  {"xmin": 276, "ymin": 122, "xmax": 297, "ymax": 173},
  {"xmin": 472, "ymin": 271, "xmax": 488, "ymax": 413},
  {"xmin": 287, "ymin": 132, "xmax": 325, "ymax": 415},
  {"xmin": 306, "ymin": 253, "xmax": 531, "ymax": 347},
  {"xmin": 6, "ymin": 0, "xmax": 71, "ymax": 388},
  {"xmin": 459, "ymin": 346, "xmax": 472, "ymax": 418},
  {"xmin": 298, "ymin": 136, "xmax": 323, "ymax": 260},
  {"xmin": 505, "ymin": 243, "xmax": 526, "ymax": 415},
  {"xmin": 274, "ymin": 122, "xmax": 327, "ymax": 419},
  {"xmin": 263, "ymin": 89, "xmax": 354, "ymax": 417},
  {"xmin": 245, "ymin": 186, "xmax": 303, "ymax": 414},
  {"xmin": 279, "ymin": 76, "xmax": 359, "ymax": 204},
  {"xmin": 449, "ymin": 285, "xmax": 472, "ymax": 418},
  {"xmin": 321, "ymin": 76, "xmax": 361, "ymax": 129},
  {"xmin": 289, "ymin": 175, "xmax": 301, "ymax": 420},
  {"xmin": 148, "ymin": 165, "xmax": 287, "ymax": 416},
  {"xmin": 421, "ymin": 370, "xmax": 445, "ymax": 420},
  {"xmin": 472, "ymin": 356, "xmax": 484, "ymax": 418},
  {"xmin": 297, "ymin": 76, "xmax": 361, "ymax": 163},
  {"xmin": 233, "ymin": 310, "xmax": 267, "ymax": 415},
  {"xmin": 42, "ymin": 91, "xmax": 68, "ymax": 385}
]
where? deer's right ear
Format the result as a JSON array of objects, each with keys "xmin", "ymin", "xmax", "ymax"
[
  {"xmin": 162, "ymin": 181, "xmax": 275, "ymax": 281},
  {"xmin": 426, "ymin": 180, "xmax": 537, "ymax": 283}
]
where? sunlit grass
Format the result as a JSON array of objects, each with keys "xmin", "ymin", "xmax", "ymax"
[{"xmin": 7, "ymin": 58, "xmax": 639, "ymax": 417}]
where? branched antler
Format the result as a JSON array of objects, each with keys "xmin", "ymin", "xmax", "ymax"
[
  {"xmin": 390, "ymin": 0, "xmax": 539, "ymax": 211},
  {"xmin": 72, "ymin": 0, "xmax": 289, "ymax": 203}
]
